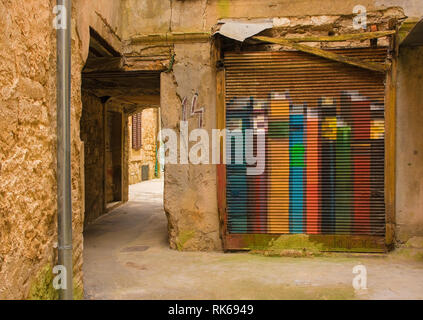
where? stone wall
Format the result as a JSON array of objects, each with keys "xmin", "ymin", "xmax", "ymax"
[
  {"xmin": 0, "ymin": 0, "xmax": 57, "ymax": 300},
  {"xmin": 80, "ymin": 91, "xmax": 105, "ymax": 226},
  {"xmin": 72, "ymin": 0, "xmax": 124, "ymax": 298},
  {"xmin": 129, "ymin": 108, "xmax": 159, "ymax": 184},
  {"xmin": 0, "ymin": 0, "xmax": 123, "ymax": 299}
]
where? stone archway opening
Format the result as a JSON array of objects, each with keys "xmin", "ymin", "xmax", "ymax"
[{"xmin": 80, "ymin": 28, "xmax": 163, "ymax": 227}]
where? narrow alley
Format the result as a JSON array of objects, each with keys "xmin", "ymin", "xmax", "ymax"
[{"xmin": 83, "ymin": 179, "xmax": 423, "ymax": 300}]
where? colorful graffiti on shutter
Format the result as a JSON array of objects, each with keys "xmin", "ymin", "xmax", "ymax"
[{"xmin": 225, "ymin": 91, "xmax": 385, "ymax": 236}]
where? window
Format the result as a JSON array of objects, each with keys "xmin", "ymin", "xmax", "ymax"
[{"xmin": 132, "ymin": 112, "xmax": 142, "ymax": 150}]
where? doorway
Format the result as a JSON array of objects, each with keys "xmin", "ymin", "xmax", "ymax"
[{"xmin": 106, "ymin": 110, "xmax": 123, "ymax": 210}]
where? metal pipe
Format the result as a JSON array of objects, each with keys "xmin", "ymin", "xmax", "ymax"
[{"xmin": 56, "ymin": 0, "xmax": 73, "ymax": 300}]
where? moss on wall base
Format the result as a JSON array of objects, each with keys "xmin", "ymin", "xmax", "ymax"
[
  {"xmin": 250, "ymin": 234, "xmax": 324, "ymax": 257},
  {"xmin": 28, "ymin": 264, "xmax": 84, "ymax": 300},
  {"xmin": 73, "ymin": 280, "xmax": 84, "ymax": 300},
  {"xmin": 28, "ymin": 264, "xmax": 59, "ymax": 300},
  {"xmin": 176, "ymin": 230, "xmax": 196, "ymax": 251}
]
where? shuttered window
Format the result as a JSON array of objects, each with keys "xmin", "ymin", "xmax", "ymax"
[
  {"xmin": 132, "ymin": 112, "xmax": 142, "ymax": 150},
  {"xmin": 224, "ymin": 48, "xmax": 386, "ymax": 240}
]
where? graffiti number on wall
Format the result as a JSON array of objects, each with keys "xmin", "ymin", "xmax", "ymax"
[{"xmin": 182, "ymin": 93, "xmax": 205, "ymax": 128}]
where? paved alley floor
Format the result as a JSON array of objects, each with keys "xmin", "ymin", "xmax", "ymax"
[{"xmin": 83, "ymin": 179, "xmax": 423, "ymax": 300}]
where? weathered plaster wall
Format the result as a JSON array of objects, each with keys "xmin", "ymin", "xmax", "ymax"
[
  {"xmin": 76, "ymin": 0, "xmax": 123, "ymax": 63},
  {"xmin": 80, "ymin": 92, "xmax": 105, "ymax": 226},
  {"xmin": 121, "ymin": 0, "xmax": 423, "ymax": 37},
  {"xmin": 161, "ymin": 42, "xmax": 221, "ymax": 251},
  {"xmin": 396, "ymin": 46, "xmax": 423, "ymax": 243},
  {"xmin": 129, "ymin": 108, "xmax": 159, "ymax": 185},
  {"xmin": 376, "ymin": 0, "xmax": 423, "ymax": 18}
]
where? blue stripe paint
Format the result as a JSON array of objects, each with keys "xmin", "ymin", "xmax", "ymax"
[{"xmin": 289, "ymin": 112, "xmax": 305, "ymax": 233}]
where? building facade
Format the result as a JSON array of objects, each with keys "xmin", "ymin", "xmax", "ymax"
[{"xmin": 128, "ymin": 108, "xmax": 160, "ymax": 185}]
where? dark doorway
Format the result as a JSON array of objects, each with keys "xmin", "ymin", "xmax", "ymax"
[{"xmin": 106, "ymin": 110, "xmax": 123, "ymax": 207}]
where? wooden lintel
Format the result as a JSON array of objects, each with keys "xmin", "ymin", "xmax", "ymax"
[
  {"xmin": 110, "ymin": 95, "xmax": 160, "ymax": 108},
  {"xmin": 253, "ymin": 36, "xmax": 388, "ymax": 73},
  {"xmin": 123, "ymin": 57, "xmax": 170, "ymax": 72},
  {"xmin": 83, "ymin": 56, "xmax": 169, "ymax": 73},
  {"xmin": 282, "ymin": 30, "xmax": 396, "ymax": 43},
  {"xmin": 83, "ymin": 57, "xmax": 123, "ymax": 73},
  {"xmin": 130, "ymin": 32, "xmax": 211, "ymax": 44}
]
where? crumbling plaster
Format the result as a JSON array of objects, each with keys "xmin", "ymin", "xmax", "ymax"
[
  {"xmin": 160, "ymin": 43, "xmax": 222, "ymax": 250},
  {"xmin": 396, "ymin": 46, "xmax": 423, "ymax": 243},
  {"xmin": 121, "ymin": 0, "xmax": 423, "ymax": 38}
]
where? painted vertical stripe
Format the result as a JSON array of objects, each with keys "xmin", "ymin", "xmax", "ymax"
[
  {"xmin": 353, "ymin": 144, "xmax": 371, "ymax": 234},
  {"xmin": 267, "ymin": 93, "xmax": 290, "ymax": 233},
  {"xmin": 226, "ymin": 97, "xmax": 250, "ymax": 233},
  {"xmin": 306, "ymin": 107, "xmax": 320, "ymax": 234},
  {"xmin": 248, "ymin": 98, "xmax": 268, "ymax": 233},
  {"xmin": 320, "ymin": 98, "xmax": 337, "ymax": 234},
  {"xmin": 351, "ymin": 95, "xmax": 371, "ymax": 234},
  {"xmin": 335, "ymin": 123, "xmax": 352, "ymax": 234},
  {"xmin": 289, "ymin": 105, "xmax": 305, "ymax": 233},
  {"xmin": 370, "ymin": 103, "xmax": 385, "ymax": 234}
]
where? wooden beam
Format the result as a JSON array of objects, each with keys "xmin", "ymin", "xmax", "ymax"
[
  {"xmin": 83, "ymin": 56, "xmax": 169, "ymax": 73},
  {"xmin": 281, "ymin": 30, "xmax": 396, "ymax": 42},
  {"xmin": 83, "ymin": 57, "xmax": 123, "ymax": 73},
  {"xmin": 130, "ymin": 32, "xmax": 210, "ymax": 44},
  {"xmin": 123, "ymin": 57, "xmax": 170, "ymax": 71},
  {"xmin": 214, "ymin": 36, "xmax": 229, "ymax": 251},
  {"xmin": 89, "ymin": 28, "xmax": 121, "ymax": 57},
  {"xmin": 111, "ymin": 95, "xmax": 160, "ymax": 107},
  {"xmin": 384, "ymin": 30, "xmax": 398, "ymax": 249},
  {"xmin": 253, "ymin": 36, "xmax": 388, "ymax": 73}
]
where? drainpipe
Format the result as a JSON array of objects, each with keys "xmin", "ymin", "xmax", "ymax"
[{"xmin": 56, "ymin": 0, "xmax": 73, "ymax": 300}]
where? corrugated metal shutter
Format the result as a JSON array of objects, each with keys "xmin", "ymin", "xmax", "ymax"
[
  {"xmin": 132, "ymin": 112, "xmax": 142, "ymax": 150},
  {"xmin": 224, "ymin": 48, "xmax": 386, "ymax": 238}
]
